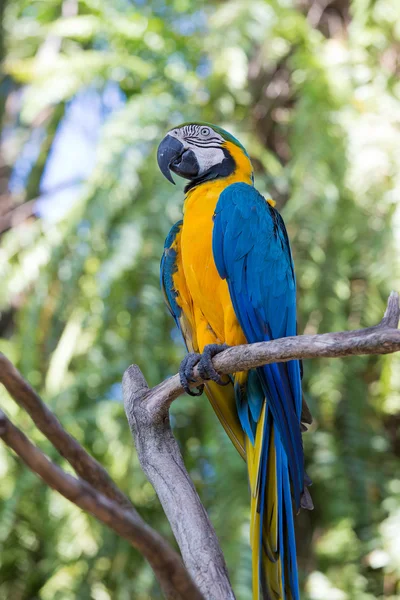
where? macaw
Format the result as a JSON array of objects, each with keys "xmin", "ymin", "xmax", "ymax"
[{"xmin": 157, "ymin": 122, "xmax": 312, "ymax": 600}]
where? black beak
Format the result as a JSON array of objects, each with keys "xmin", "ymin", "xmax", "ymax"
[{"xmin": 157, "ymin": 134, "xmax": 199, "ymax": 184}]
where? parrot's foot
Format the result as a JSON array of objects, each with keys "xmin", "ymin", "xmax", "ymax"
[
  {"xmin": 197, "ymin": 344, "xmax": 230, "ymax": 386},
  {"xmin": 179, "ymin": 345, "xmax": 230, "ymax": 395},
  {"xmin": 179, "ymin": 353, "xmax": 204, "ymax": 396}
]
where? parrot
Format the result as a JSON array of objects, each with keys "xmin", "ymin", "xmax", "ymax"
[{"xmin": 157, "ymin": 122, "xmax": 313, "ymax": 600}]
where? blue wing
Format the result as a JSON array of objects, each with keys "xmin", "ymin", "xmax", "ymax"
[
  {"xmin": 212, "ymin": 182, "xmax": 303, "ymax": 507},
  {"xmin": 160, "ymin": 220, "xmax": 184, "ymax": 329}
]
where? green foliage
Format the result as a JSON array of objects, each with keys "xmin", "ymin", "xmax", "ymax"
[{"xmin": 1, "ymin": 1, "xmax": 400, "ymax": 599}]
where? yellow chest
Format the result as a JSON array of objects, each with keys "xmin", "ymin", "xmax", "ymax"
[
  {"xmin": 180, "ymin": 181, "xmax": 226, "ymax": 326},
  {"xmin": 179, "ymin": 149, "xmax": 253, "ymax": 345}
]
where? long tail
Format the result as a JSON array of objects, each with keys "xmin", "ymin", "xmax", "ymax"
[
  {"xmin": 235, "ymin": 368, "xmax": 311, "ymax": 600},
  {"xmin": 246, "ymin": 408, "xmax": 299, "ymax": 600}
]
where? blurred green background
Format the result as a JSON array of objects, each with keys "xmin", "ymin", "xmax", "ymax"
[{"xmin": 0, "ymin": 0, "xmax": 400, "ymax": 599}]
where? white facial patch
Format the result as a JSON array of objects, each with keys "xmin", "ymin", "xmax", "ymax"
[
  {"xmin": 191, "ymin": 145, "xmax": 225, "ymax": 174},
  {"xmin": 168, "ymin": 125, "xmax": 226, "ymax": 176}
]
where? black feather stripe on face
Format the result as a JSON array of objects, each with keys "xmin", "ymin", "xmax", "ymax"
[{"xmin": 185, "ymin": 138, "xmax": 222, "ymax": 146}]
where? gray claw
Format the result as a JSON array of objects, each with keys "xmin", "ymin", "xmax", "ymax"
[
  {"xmin": 179, "ymin": 353, "xmax": 204, "ymax": 396},
  {"xmin": 197, "ymin": 344, "xmax": 230, "ymax": 386}
]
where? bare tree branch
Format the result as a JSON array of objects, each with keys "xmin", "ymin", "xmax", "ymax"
[
  {"xmin": 0, "ymin": 292, "xmax": 398, "ymax": 600},
  {"xmin": 143, "ymin": 291, "xmax": 400, "ymax": 413},
  {"xmin": 123, "ymin": 366, "xmax": 236, "ymax": 600},
  {"xmin": 123, "ymin": 291, "xmax": 399, "ymax": 599},
  {"xmin": 0, "ymin": 409, "xmax": 204, "ymax": 600},
  {"xmin": 0, "ymin": 352, "xmax": 132, "ymax": 509}
]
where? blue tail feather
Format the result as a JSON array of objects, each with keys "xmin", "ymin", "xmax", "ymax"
[{"xmin": 238, "ymin": 370, "xmax": 301, "ymax": 600}]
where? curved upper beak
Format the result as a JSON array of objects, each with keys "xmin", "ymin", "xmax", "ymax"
[
  {"xmin": 157, "ymin": 134, "xmax": 200, "ymax": 184},
  {"xmin": 157, "ymin": 135, "xmax": 182, "ymax": 184}
]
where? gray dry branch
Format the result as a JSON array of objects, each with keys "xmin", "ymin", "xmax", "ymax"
[
  {"xmin": 123, "ymin": 366, "xmax": 236, "ymax": 600},
  {"xmin": 123, "ymin": 291, "xmax": 400, "ymax": 598},
  {"xmin": 0, "ymin": 291, "xmax": 399, "ymax": 600},
  {"xmin": 0, "ymin": 359, "xmax": 204, "ymax": 600},
  {"xmin": 0, "ymin": 352, "xmax": 132, "ymax": 509},
  {"xmin": 0, "ymin": 410, "xmax": 204, "ymax": 600}
]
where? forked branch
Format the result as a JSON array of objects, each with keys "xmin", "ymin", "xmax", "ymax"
[
  {"xmin": 123, "ymin": 291, "xmax": 399, "ymax": 598},
  {"xmin": 0, "ymin": 410, "xmax": 203, "ymax": 600},
  {"xmin": 0, "ymin": 292, "xmax": 399, "ymax": 600}
]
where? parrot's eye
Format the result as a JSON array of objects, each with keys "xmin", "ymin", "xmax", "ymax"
[{"xmin": 200, "ymin": 127, "xmax": 211, "ymax": 137}]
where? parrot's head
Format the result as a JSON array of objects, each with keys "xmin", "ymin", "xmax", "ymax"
[{"xmin": 157, "ymin": 122, "xmax": 253, "ymax": 189}]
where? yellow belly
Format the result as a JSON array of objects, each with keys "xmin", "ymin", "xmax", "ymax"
[{"xmin": 180, "ymin": 179, "xmax": 247, "ymax": 351}]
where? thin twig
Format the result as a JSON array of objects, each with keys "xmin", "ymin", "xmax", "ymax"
[{"xmin": 0, "ymin": 410, "xmax": 204, "ymax": 600}]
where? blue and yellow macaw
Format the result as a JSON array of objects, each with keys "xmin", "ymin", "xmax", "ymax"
[{"xmin": 157, "ymin": 122, "xmax": 312, "ymax": 600}]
